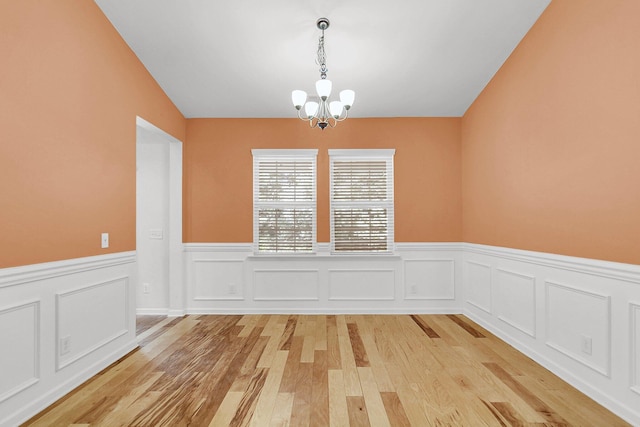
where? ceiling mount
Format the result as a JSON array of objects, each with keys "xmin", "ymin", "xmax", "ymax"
[{"xmin": 316, "ymin": 18, "xmax": 330, "ymax": 31}]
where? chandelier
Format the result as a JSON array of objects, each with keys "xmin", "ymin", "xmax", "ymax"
[{"xmin": 291, "ymin": 18, "xmax": 355, "ymax": 130}]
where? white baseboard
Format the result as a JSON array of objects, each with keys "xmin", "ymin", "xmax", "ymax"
[
  {"xmin": 136, "ymin": 308, "xmax": 169, "ymax": 316},
  {"xmin": 185, "ymin": 307, "xmax": 461, "ymax": 315}
]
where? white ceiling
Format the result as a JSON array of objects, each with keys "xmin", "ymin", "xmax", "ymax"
[{"xmin": 94, "ymin": 0, "xmax": 550, "ymax": 119}]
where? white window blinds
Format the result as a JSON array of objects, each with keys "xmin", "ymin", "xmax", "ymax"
[
  {"xmin": 252, "ymin": 149, "xmax": 318, "ymax": 253},
  {"xmin": 329, "ymin": 149, "xmax": 395, "ymax": 253}
]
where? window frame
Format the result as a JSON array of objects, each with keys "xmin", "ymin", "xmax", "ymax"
[
  {"xmin": 328, "ymin": 149, "xmax": 396, "ymax": 255},
  {"xmin": 252, "ymin": 149, "xmax": 318, "ymax": 255}
]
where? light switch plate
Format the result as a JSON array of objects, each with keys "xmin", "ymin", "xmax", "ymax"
[
  {"xmin": 149, "ymin": 229, "xmax": 164, "ymax": 239},
  {"xmin": 101, "ymin": 233, "xmax": 109, "ymax": 248}
]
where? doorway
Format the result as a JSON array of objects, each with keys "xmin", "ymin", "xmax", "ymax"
[{"xmin": 135, "ymin": 117, "xmax": 184, "ymax": 317}]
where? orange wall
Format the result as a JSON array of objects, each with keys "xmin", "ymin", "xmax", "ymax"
[
  {"xmin": 184, "ymin": 118, "xmax": 462, "ymax": 243},
  {"xmin": 0, "ymin": 2, "xmax": 186, "ymax": 268},
  {"xmin": 462, "ymin": 0, "xmax": 640, "ymax": 264}
]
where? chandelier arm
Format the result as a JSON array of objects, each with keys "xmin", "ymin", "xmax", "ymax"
[{"xmin": 334, "ymin": 108, "xmax": 350, "ymax": 122}]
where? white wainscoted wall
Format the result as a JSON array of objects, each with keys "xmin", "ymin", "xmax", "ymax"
[
  {"xmin": 462, "ymin": 243, "xmax": 640, "ymax": 425},
  {"xmin": 0, "ymin": 252, "xmax": 137, "ymax": 427},
  {"xmin": 183, "ymin": 243, "xmax": 464, "ymax": 314},
  {"xmin": 2, "ymin": 243, "xmax": 639, "ymax": 425}
]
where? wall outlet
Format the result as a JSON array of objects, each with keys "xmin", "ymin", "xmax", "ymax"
[
  {"xmin": 229, "ymin": 283, "xmax": 237, "ymax": 295},
  {"xmin": 60, "ymin": 336, "xmax": 71, "ymax": 355},
  {"xmin": 143, "ymin": 282, "xmax": 150, "ymax": 294},
  {"xmin": 101, "ymin": 233, "xmax": 109, "ymax": 248},
  {"xmin": 410, "ymin": 283, "xmax": 418, "ymax": 294},
  {"xmin": 581, "ymin": 335, "xmax": 592, "ymax": 355}
]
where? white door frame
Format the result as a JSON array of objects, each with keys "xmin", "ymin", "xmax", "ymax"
[{"xmin": 136, "ymin": 116, "xmax": 185, "ymax": 316}]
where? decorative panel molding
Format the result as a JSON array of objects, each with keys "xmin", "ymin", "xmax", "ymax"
[
  {"xmin": 545, "ymin": 281, "xmax": 611, "ymax": 377},
  {"xmin": 465, "ymin": 261, "xmax": 492, "ymax": 314},
  {"xmin": 0, "ymin": 300, "xmax": 40, "ymax": 403},
  {"xmin": 253, "ymin": 269, "xmax": 319, "ymax": 301},
  {"xmin": 495, "ymin": 269, "xmax": 536, "ymax": 337},
  {"xmin": 193, "ymin": 259, "xmax": 244, "ymax": 301},
  {"xmin": 403, "ymin": 259, "xmax": 455, "ymax": 300},
  {"xmin": 56, "ymin": 277, "xmax": 130, "ymax": 370},
  {"xmin": 632, "ymin": 302, "xmax": 640, "ymax": 395},
  {"xmin": 328, "ymin": 269, "xmax": 395, "ymax": 300}
]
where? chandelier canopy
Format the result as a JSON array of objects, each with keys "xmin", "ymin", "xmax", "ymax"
[{"xmin": 292, "ymin": 18, "xmax": 355, "ymax": 130}]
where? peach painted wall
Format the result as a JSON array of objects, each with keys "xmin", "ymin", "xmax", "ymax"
[
  {"xmin": 184, "ymin": 118, "xmax": 462, "ymax": 243},
  {"xmin": 0, "ymin": 2, "xmax": 186, "ymax": 268},
  {"xmin": 462, "ymin": 0, "xmax": 640, "ymax": 264}
]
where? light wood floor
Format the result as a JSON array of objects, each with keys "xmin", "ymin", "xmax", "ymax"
[{"xmin": 24, "ymin": 314, "xmax": 629, "ymax": 426}]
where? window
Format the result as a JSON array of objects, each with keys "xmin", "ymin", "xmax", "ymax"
[
  {"xmin": 329, "ymin": 149, "xmax": 395, "ymax": 253},
  {"xmin": 252, "ymin": 149, "xmax": 318, "ymax": 253}
]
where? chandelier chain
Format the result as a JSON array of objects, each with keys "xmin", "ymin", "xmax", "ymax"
[{"xmin": 317, "ymin": 31, "xmax": 328, "ymax": 80}]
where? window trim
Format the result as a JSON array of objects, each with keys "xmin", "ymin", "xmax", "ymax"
[
  {"xmin": 328, "ymin": 149, "xmax": 396, "ymax": 255},
  {"xmin": 252, "ymin": 149, "xmax": 318, "ymax": 255}
]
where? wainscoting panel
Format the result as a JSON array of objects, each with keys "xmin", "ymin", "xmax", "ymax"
[
  {"xmin": 0, "ymin": 301, "xmax": 39, "ymax": 404},
  {"xmin": 328, "ymin": 269, "xmax": 395, "ymax": 301},
  {"xmin": 403, "ymin": 259, "xmax": 455, "ymax": 300},
  {"xmin": 193, "ymin": 259, "xmax": 244, "ymax": 301},
  {"xmin": 463, "ymin": 243, "xmax": 640, "ymax": 426},
  {"xmin": 184, "ymin": 243, "xmax": 463, "ymax": 313},
  {"xmin": 545, "ymin": 281, "xmax": 610, "ymax": 376},
  {"xmin": 495, "ymin": 269, "xmax": 536, "ymax": 337},
  {"xmin": 465, "ymin": 261, "xmax": 492, "ymax": 313},
  {"xmin": 0, "ymin": 252, "xmax": 137, "ymax": 427},
  {"xmin": 631, "ymin": 302, "xmax": 640, "ymax": 395},
  {"xmin": 253, "ymin": 269, "xmax": 319, "ymax": 301},
  {"xmin": 56, "ymin": 277, "xmax": 129, "ymax": 371}
]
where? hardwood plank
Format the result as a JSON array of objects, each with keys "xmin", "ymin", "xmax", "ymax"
[
  {"xmin": 237, "ymin": 314, "xmax": 260, "ymax": 338},
  {"xmin": 326, "ymin": 315, "xmax": 342, "ymax": 370},
  {"xmin": 277, "ymin": 315, "xmax": 297, "ymax": 350},
  {"xmin": 314, "ymin": 314, "xmax": 328, "ymax": 351},
  {"xmin": 269, "ymin": 392, "xmax": 295, "ymax": 427},
  {"xmin": 230, "ymin": 334, "xmax": 269, "ymax": 393},
  {"xmin": 447, "ymin": 314, "xmax": 486, "ymax": 338},
  {"xmin": 300, "ymin": 317, "xmax": 317, "ymax": 363},
  {"xmin": 357, "ymin": 367, "xmax": 391, "ymax": 427},
  {"xmin": 310, "ymin": 350, "xmax": 330, "ymax": 427},
  {"xmin": 380, "ymin": 392, "xmax": 411, "ymax": 427},
  {"xmin": 328, "ymin": 370, "xmax": 350, "ymax": 427},
  {"xmin": 136, "ymin": 315, "xmax": 168, "ymax": 335},
  {"xmin": 209, "ymin": 391, "xmax": 244, "ymax": 427},
  {"xmin": 257, "ymin": 323, "xmax": 286, "ymax": 368},
  {"xmin": 347, "ymin": 396, "xmax": 371, "ymax": 427},
  {"xmin": 337, "ymin": 315, "xmax": 363, "ymax": 396},
  {"xmin": 289, "ymin": 362, "xmax": 313, "ymax": 427},
  {"xmin": 278, "ymin": 336, "xmax": 304, "ymax": 394},
  {"xmin": 484, "ymin": 362, "xmax": 569, "ymax": 425},
  {"xmin": 359, "ymin": 333, "xmax": 395, "ymax": 392},
  {"xmin": 250, "ymin": 350, "xmax": 289, "ymax": 426},
  {"xmin": 347, "ymin": 322, "xmax": 370, "ymax": 367},
  {"xmin": 229, "ymin": 368, "xmax": 268, "ymax": 427},
  {"xmin": 410, "ymin": 314, "xmax": 440, "ymax": 338}
]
